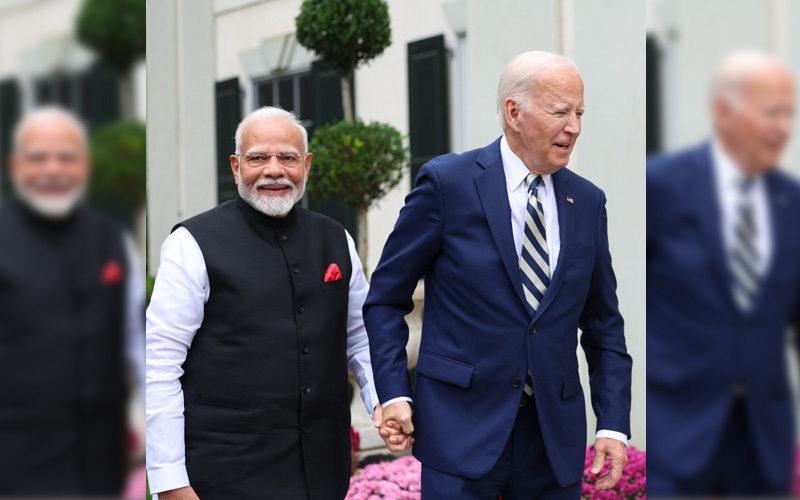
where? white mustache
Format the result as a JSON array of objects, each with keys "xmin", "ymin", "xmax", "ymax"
[
  {"xmin": 31, "ymin": 177, "xmax": 76, "ymax": 190},
  {"xmin": 255, "ymin": 178, "xmax": 295, "ymax": 190}
]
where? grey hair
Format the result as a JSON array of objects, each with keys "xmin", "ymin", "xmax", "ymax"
[
  {"xmin": 496, "ymin": 51, "xmax": 578, "ymax": 130},
  {"xmin": 13, "ymin": 106, "xmax": 88, "ymax": 152},
  {"xmin": 711, "ymin": 50, "xmax": 788, "ymax": 108},
  {"xmin": 234, "ymin": 106, "xmax": 308, "ymax": 154}
]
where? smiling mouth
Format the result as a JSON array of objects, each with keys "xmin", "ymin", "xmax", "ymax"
[
  {"xmin": 554, "ymin": 143, "xmax": 570, "ymax": 150},
  {"xmin": 258, "ymin": 185, "xmax": 291, "ymax": 196}
]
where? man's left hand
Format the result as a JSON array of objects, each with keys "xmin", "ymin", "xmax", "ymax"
[{"xmin": 590, "ymin": 437, "xmax": 628, "ymax": 490}]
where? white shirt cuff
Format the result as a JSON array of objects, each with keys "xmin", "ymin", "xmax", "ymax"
[
  {"xmin": 381, "ymin": 396, "xmax": 413, "ymax": 408},
  {"xmin": 361, "ymin": 384, "xmax": 380, "ymax": 418},
  {"xmin": 147, "ymin": 464, "xmax": 190, "ymax": 494},
  {"xmin": 596, "ymin": 429, "xmax": 628, "ymax": 446}
]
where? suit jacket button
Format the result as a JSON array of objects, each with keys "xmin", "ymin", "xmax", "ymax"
[
  {"xmin": 512, "ymin": 378, "xmax": 521, "ymax": 388},
  {"xmin": 529, "ymin": 325, "xmax": 536, "ymax": 335},
  {"xmin": 292, "ymin": 266, "xmax": 300, "ymax": 274},
  {"xmin": 303, "ymin": 386, "xmax": 312, "ymax": 394},
  {"xmin": 301, "ymin": 345, "xmax": 309, "ymax": 354},
  {"xmin": 280, "ymin": 235, "xmax": 288, "ymax": 242}
]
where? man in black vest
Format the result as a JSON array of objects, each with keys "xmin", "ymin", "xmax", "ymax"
[
  {"xmin": 0, "ymin": 107, "xmax": 145, "ymax": 496},
  {"xmin": 146, "ymin": 107, "xmax": 404, "ymax": 500}
]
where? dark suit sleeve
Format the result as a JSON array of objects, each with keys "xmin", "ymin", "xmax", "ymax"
[
  {"xmin": 578, "ymin": 191, "xmax": 633, "ymax": 438},
  {"xmin": 364, "ymin": 163, "xmax": 445, "ymax": 404}
]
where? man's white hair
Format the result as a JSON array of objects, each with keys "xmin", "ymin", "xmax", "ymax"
[
  {"xmin": 13, "ymin": 106, "xmax": 88, "ymax": 152},
  {"xmin": 496, "ymin": 51, "xmax": 578, "ymax": 130},
  {"xmin": 711, "ymin": 49, "xmax": 790, "ymax": 107},
  {"xmin": 234, "ymin": 106, "xmax": 308, "ymax": 154}
]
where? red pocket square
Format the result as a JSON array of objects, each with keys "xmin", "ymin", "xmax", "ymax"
[
  {"xmin": 324, "ymin": 263, "xmax": 342, "ymax": 282},
  {"xmin": 100, "ymin": 260, "xmax": 124, "ymax": 285}
]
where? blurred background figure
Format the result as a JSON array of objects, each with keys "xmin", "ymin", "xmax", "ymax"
[
  {"xmin": 647, "ymin": 47, "xmax": 800, "ymax": 496},
  {"xmin": 0, "ymin": 0, "xmax": 145, "ymax": 497},
  {"xmin": 0, "ymin": 107, "xmax": 144, "ymax": 496}
]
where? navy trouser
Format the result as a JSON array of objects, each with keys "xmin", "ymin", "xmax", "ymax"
[
  {"xmin": 421, "ymin": 402, "xmax": 581, "ymax": 500},
  {"xmin": 648, "ymin": 399, "xmax": 791, "ymax": 497}
]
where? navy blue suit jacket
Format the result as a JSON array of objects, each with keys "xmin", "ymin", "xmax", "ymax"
[
  {"xmin": 647, "ymin": 143, "xmax": 800, "ymax": 487},
  {"xmin": 364, "ymin": 138, "xmax": 632, "ymax": 486}
]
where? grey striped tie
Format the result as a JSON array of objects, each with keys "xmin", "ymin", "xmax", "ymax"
[
  {"xmin": 730, "ymin": 177, "xmax": 760, "ymax": 311},
  {"xmin": 520, "ymin": 173, "xmax": 549, "ymax": 397}
]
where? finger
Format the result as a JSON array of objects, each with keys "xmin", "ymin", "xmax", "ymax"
[
  {"xmin": 399, "ymin": 417, "xmax": 414, "ymax": 435},
  {"xmin": 373, "ymin": 405, "xmax": 383, "ymax": 428},
  {"xmin": 590, "ymin": 447, "xmax": 606, "ymax": 474},
  {"xmin": 594, "ymin": 472, "xmax": 613, "ymax": 490}
]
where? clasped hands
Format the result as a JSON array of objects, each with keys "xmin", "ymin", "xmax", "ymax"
[{"xmin": 373, "ymin": 401, "xmax": 415, "ymax": 452}]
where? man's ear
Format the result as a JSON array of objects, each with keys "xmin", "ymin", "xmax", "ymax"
[
  {"xmin": 304, "ymin": 152, "xmax": 313, "ymax": 182},
  {"xmin": 505, "ymin": 98, "xmax": 522, "ymax": 132},
  {"xmin": 230, "ymin": 155, "xmax": 240, "ymax": 185}
]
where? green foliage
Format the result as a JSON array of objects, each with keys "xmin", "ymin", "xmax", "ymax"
[
  {"xmin": 75, "ymin": 0, "xmax": 145, "ymax": 73},
  {"xmin": 307, "ymin": 120, "xmax": 408, "ymax": 210},
  {"xmin": 89, "ymin": 121, "xmax": 146, "ymax": 209},
  {"xmin": 146, "ymin": 275, "xmax": 155, "ymax": 307},
  {"xmin": 295, "ymin": 0, "xmax": 391, "ymax": 78}
]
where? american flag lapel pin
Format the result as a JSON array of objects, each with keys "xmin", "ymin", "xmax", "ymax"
[{"xmin": 566, "ymin": 196, "xmax": 574, "ymax": 204}]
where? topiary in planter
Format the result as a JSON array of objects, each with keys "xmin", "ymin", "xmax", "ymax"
[{"xmin": 307, "ymin": 120, "xmax": 408, "ymax": 273}]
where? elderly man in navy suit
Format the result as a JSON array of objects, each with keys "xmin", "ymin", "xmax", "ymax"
[
  {"xmin": 647, "ymin": 51, "xmax": 800, "ymax": 496},
  {"xmin": 365, "ymin": 51, "xmax": 633, "ymax": 500}
]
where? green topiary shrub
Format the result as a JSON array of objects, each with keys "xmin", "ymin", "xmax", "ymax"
[
  {"xmin": 307, "ymin": 120, "xmax": 408, "ymax": 272},
  {"xmin": 89, "ymin": 121, "xmax": 146, "ymax": 210}
]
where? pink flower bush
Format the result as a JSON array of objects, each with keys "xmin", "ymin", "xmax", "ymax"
[
  {"xmin": 794, "ymin": 448, "xmax": 800, "ymax": 497},
  {"xmin": 346, "ymin": 446, "xmax": 647, "ymax": 499},
  {"xmin": 582, "ymin": 446, "xmax": 646, "ymax": 500},
  {"xmin": 346, "ymin": 456, "xmax": 422, "ymax": 500}
]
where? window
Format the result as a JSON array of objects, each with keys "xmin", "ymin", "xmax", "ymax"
[
  {"xmin": 646, "ymin": 35, "xmax": 662, "ymax": 154},
  {"xmin": 254, "ymin": 71, "xmax": 314, "ymax": 140}
]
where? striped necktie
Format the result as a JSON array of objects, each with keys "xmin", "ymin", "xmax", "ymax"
[
  {"xmin": 520, "ymin": 173, "xmax": 549, "ymax": 398},
  {"xmin": 730, "ymin": 177, "xmax": 761, "ymax": 311}
]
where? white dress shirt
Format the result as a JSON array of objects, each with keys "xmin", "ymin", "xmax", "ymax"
[
  {"xmin": 501, "ymin": 135, "xmax": 627, "ymax": 446},
  {"xmin": 386, "ymin": 137, "xmax": 626, "ymax": 446},
  {"xmin": 711, "ymin": 139, "xmax": 773, "ymax": 274},
  {"xmin": 146, "ymin": 224, "xmax": 378, "ymax": 496}
]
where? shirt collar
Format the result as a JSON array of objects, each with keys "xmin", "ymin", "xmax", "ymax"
[
  {"xmin": 711, "ymin": 138, "xmax": 761, "ymax": 191},
  {"xmin": 500, "ymin": 134, "xmax": 552, "ymax": 192}
]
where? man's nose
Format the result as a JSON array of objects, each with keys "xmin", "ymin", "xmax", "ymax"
[
  {"xmin": 564, "ymin": 115, "xmax": 581, "ymax": 135},
  {"xmin": 262, "ymin": 156, "xmax": 284, "ymax": 176}
]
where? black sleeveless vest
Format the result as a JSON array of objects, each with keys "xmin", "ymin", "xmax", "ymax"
[
  {"xmin": 0, "ymin": 200, "xmax": 128, "ymax": 496},
  {"xmin": 176, "ymin": 197, "xmax": 353, "ymax": 500}
]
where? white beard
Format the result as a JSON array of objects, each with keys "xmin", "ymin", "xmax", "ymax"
[
  {"xmin": 238, "ymin": 170, "xmax": 305, "ymax": 217},
  {"xmin": 13, "ymin": 177, "xmax": 86, "ymax": 219}
]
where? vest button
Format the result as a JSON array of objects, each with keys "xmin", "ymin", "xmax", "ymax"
[
  {"xmin": 302, "ymin": 426, "xmax": 309, "ymax": 434},
  {"xmin": 512, "ymin": 378, "xmax": 521, "ymax": 388},
  {"xmin": 529, "ymin": 325, "xmax": 536, "ymax": 335},
  {"xmin": 303, "ymin": 385, "xmax": 311, "ymax": 394},
  {"xmin": 301, "ymin": 345, "xmax": 309, "ymax": 354},
  {"xmin": 280, "ymin": 235, "xmax": 288, "ymax": 242},
  {"xmin": 297, "ymin": 305, "xmax": 305, "ymax": 313},
  {"xmin": 292, "ymin": 266, "xmax": 300, "ymax": 274}
]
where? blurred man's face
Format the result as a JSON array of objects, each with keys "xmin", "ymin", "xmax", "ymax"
[
  {"xmin": 10, "ymin": 117, "xmax": 89, "ymax": 218},
  {"xmin": 230, "ymin": 119, "xmax": 311, "ymax": 217},
  {"xmin": 716, "ymin": 67, "xmax": 795, "ymax": 174},
  {"xmin": 505, "ymin": 68, "xmax": 584, "ymax": 175}
]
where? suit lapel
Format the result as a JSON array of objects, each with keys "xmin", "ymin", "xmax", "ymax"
[
  {"xmin": 691, "ymin": 144, "xmax": 739, "ymax": 312},
  {"xmin": 532, "ymin": 168, "xmax": 574, "ymax": 323},
  {"xmin": 749, "ymin": 172, "xmax": 790, "ymax": 313},
  {"xmin": 475, "ymin": 141, "xmax": 528, "ymax": 311}
]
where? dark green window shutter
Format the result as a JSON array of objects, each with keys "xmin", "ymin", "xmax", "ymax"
[
  {"xmin": 0, "ymin": 79, "xmax": 21, "ymax": 199},
  {"xmin": 79, "ymin": 61, "xmax": 121, "ymax": 133},
  {"xmin": 215, "ymin": 78, "xmax": 241, "ymax": 204},
  {"xmin": 408, "ymin": 34, "xmax": 450, "ymax": 185},
  {"xmin": 646, "ymin": 36, "xmax": 662, "ymax": 154},
  {"xmin": 307, "ymin": 60, "xmax": 357, "ymax": 242}
]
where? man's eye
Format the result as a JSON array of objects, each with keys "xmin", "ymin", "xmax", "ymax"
[
  {"xmin": 281, "ymin": 155, "xmax": 299, "ymax": 162},
  {"xmin": 250, "ymin": 155, "xmax": 266, "ymax": 162}
]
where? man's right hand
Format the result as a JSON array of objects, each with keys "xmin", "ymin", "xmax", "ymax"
[
  {"xmin": 158, "ymin": 486, "xmax": 200, "ymax": 500},
  {"xmin": 376, "ymin": 401, "xmax": 414, "ymax": 452}
]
